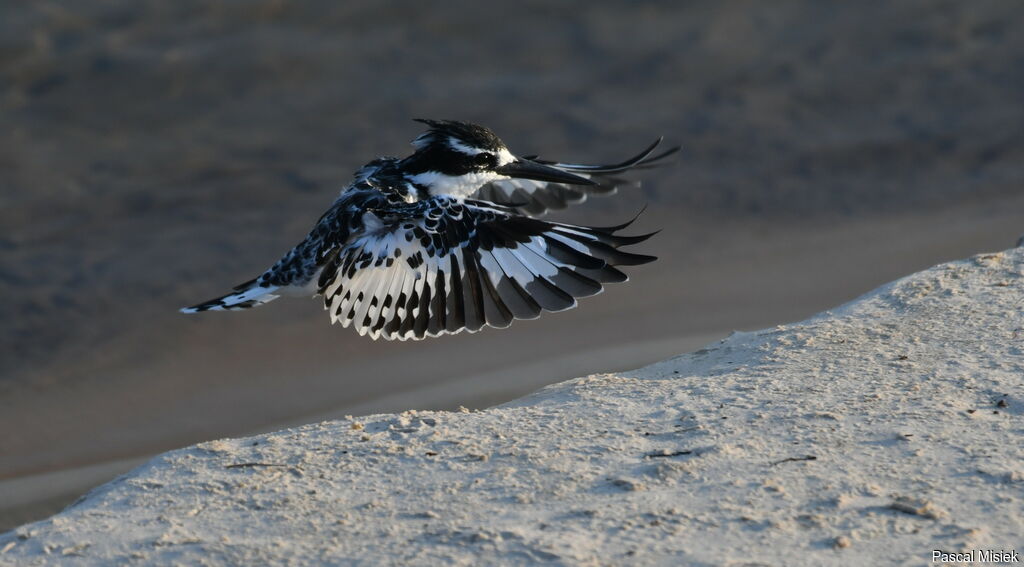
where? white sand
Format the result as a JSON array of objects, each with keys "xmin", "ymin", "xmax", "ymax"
[{"xmin": 2, "ymin": 248, "xmax": 1022, "ymax": 565}]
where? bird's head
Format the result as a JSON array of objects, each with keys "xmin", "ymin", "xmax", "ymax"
[{"xmin": 402, "ymin": 119, "xmax": 593, "ymax": 197}]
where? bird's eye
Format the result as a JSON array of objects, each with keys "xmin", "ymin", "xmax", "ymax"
[{"xmin": 473, "ymin": 152, "xmax": 495, "ymax": 166}]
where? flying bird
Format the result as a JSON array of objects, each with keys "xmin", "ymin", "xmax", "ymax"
[{"xmin": 182, "ymin": 120, "xmax": 676, "ymax": 340}]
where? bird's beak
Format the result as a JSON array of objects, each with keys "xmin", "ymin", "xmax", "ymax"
[{"xmin": 495, "ymin": 159, "xmax": 596, "ymax": 185}]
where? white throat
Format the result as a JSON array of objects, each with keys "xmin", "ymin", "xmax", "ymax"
[{"xmin": 407, "ymin": 171, "xmax": 505, "ymax": 198}]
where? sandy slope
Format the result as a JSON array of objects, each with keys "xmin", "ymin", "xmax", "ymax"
[{"xmin": 2, "ymin": 248, "xmax": 1021, "ymax": 565}]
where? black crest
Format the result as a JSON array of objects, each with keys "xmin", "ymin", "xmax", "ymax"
[{"xmin": 412, "ymin": 119, "xmax": 506, "ymax": 152}]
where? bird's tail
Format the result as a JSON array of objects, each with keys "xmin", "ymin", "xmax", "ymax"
[{"xmin": 180, "ymin": 278, "xmax": 281, "ymax": 313}]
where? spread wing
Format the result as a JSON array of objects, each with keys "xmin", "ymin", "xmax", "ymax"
[
  {"xmin": 317, "ymin": 198, "xmax": 656, "ymax": 340},
  {"xmin": 473, "ymin": 138, "xmax": 679, "ymax": 217}
]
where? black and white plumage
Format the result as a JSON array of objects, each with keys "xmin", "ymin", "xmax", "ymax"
[{"xmin": 182, "ymin": 120, "xmax": 677, "ymax": 340}]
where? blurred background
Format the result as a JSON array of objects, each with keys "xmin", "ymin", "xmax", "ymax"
[{"xmin": 2, "ymin": 0, "xmax": 1022, "ymax": 530}]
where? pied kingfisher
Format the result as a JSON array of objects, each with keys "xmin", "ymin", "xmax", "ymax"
[{"xmin": 182, "ymin": 119, "xmax": 676, "ymax": 340}]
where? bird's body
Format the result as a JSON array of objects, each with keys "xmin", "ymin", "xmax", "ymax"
[{"xmin": 183, "ymin": 120, "xmax": 675, "ymax": 340}]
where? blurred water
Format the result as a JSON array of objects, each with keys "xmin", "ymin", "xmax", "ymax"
[{"xmin": 4, "ymin": 1, "xmax": 1023, "ymax": 384}]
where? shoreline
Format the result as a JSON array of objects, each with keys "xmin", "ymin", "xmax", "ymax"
[{"xmin": 0, "ymin": 331, "xmax": 725, "ymax": 532}]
